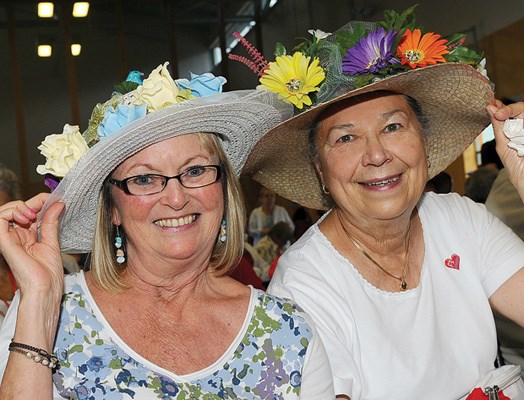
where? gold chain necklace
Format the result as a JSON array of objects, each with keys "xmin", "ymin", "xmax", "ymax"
[{"xmin": 337, "ymin": 212, "xmax": 412, "ymax": 291}]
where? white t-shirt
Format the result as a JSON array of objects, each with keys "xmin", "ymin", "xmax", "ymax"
[{"xmin": 268, "ymin": 192, "xmax": 524, "ymax": 400}]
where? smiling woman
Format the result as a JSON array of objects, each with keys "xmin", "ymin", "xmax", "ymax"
[
  {"xmin": 0, "ymin": 63, "xmax": 334, "ymax": 399},
  {"xmin": 238, "ymin": 6, "xmax": 524, "ymax": 400}
]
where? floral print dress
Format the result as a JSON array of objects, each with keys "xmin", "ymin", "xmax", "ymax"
[{"xmin": 51, "ymin": 272, "xmax": 314, "ymax": 399}]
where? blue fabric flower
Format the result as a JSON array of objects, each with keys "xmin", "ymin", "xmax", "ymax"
[
  {"xmin": 176, "ymin": 72, "xmax": 227, "ymax": 97},
  {"xmin": 98, "ymin": 104, "xmax": 147, "ymax": 139}
]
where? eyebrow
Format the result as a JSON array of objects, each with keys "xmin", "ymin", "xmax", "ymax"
[
  {"xmin": 326, "ymin": 108, "xmax": 409, "ymax": 135},
  {"xmin": 124, "ymin": 155, "xmax": 212, "ymax": 173}
]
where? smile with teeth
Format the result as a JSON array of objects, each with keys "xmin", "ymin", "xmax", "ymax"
[
  {"xmin": 361, "ymin": 176, "xmax": 400, "ymax": 187},
  {"xmin": 154, "ymin": 215, "xmax": 197, "ymax": 227}
]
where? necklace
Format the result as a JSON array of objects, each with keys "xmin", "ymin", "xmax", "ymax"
[{"xmin": 337, "ymin": 212, "xmax": 412, "ymax": 291}]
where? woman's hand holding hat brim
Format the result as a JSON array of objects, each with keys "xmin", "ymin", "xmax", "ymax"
[
  {"xmin": 0, "ymin": 193, "xmax": 66, "ymax": 339},
  {"xmin": 487, "ymin": 101, "xmax": 524, "ymax": 201}
]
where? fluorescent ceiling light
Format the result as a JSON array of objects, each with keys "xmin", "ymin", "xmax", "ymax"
[
  {"xmin": 71, "ymin": 43, "xmax": 82, "ymax": 56},
  {"xmin": 72, "ymin": 2, "xmax": 89, "ymax": 17},
  {"xmin": 38, "ymin": 2, "xmax": 54, "ymax": 18},
  {"xmin": 38, "ymin": 45, "xmax": 52, "ymax": 57}
]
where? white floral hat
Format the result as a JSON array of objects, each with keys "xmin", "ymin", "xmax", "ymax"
[{"xmin": 37, "ymin": 62, "xmax": 293, "ymax": 253}]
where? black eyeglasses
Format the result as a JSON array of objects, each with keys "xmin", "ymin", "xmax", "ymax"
[{"xmin": 109, "ymin": 165, "xmax": 221, "ymax": 196}]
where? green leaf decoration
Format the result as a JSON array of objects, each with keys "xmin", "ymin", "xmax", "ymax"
[
  {"xmin": 82, "ymin": 95, "xmax": 122, "ymax": 147},
  {"xmin": 378, "ymin": 4, "xmax": 418, "ymax": 44},
  {"xmin": 445, "ymin": 46, "xmax": 483, "ymax": 64},
  {"xmin": 274, "ymin": 42, "xmax": 287, "ymax": 57},
  {"xmin": 114, "ymin": 81, "xmax": 139, "ymax": 95},
  {"xmin": 354, "ymin": 74, "xmax": 374, "ymax": 88},
  {"xmin": 336, "ymin": 24, "xmax": 367, "ymax": 56}
]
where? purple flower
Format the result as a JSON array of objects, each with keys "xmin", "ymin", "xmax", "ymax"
[
  {"xmin": 44, "ymin": 174, "xmax": 60, "ymax": 191},
  {"xmin": 343, "ymin": 28, "xmax": 399, "ymax": 75}
]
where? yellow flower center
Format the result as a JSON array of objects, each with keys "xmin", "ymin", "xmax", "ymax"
[
  {"xmin": 405, "ymin": 50, "xmax": 424, "ymax": 63},
  {"xmin": 285, "ymin": 78, "xmax": 301, "ymax": 92},
  {"xmin": 366, "ymin": 56, "xmax": 381, "ymax": 70}
]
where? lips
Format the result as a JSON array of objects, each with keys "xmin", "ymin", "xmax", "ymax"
[
  {"xmin": 360, "ymin": 175, "xmax": 400, "ymax": 187},
  {"xmin": 154, "ymin": 214, "xmax": 197, "ymax": 227}
]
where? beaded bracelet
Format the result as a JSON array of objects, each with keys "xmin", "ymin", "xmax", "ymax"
[{"xmin": 8, "ymin": 340, "xmax": 59, "ymax": 369}]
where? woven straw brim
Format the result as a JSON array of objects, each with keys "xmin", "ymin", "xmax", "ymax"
[
  {"xmin": 42, "ymin": 90, "xmax": 293, "ymax": 253},
  {"xmin": 244, "ymin": 64, "xmax": 494, "ymax": 210}
]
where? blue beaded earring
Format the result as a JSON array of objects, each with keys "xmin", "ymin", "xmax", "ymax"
[
  {"xmin": 219, "ymin": 219, "xmax": 227, "ymax": 242},
  {"xmin": 115, "ymin": 226, "xmax": 126, "ymax": 264}
]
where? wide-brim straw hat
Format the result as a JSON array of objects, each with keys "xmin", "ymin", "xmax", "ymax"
[
  {"xmin": 42, "ymin": 90, "xmax": 293, "ymax": 253},
  {"xmin": 244, "ymin": 63, "xmax": 494, "ymax": 210}
]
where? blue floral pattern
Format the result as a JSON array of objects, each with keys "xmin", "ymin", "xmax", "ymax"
[{"xmin": 52, "ymin": 274, "xmax": 312, "ymax": 399}]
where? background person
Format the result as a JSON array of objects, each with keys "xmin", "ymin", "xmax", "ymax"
[
  {"xmin": 241, "ymin": 8, "xmax": 524, "ymax": 399},
  {"xmin": 248, "ymin": 186, "xmax": 294, "ymax": 245},
  {"xmin": 0, "ymin": 63, "xmax": 333, "ymax": 399},
  {"xmin": 486, "ymin": 100, "xmax": 524, "ymax": 377}
]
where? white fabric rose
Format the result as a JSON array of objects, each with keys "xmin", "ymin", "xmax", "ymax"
[
  {"xmin": 36, "ymin": 124, "xmax": 89, "ymax": 177},
  {"xmin": 503, "ymin": 118, "xmax": 524, "ymax": 156},
  {"xmin": 133, "ymin": 62, "xmax": 179, "ymax": 111}
]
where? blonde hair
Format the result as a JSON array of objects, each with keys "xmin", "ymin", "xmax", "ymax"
[{"xmin": 88, "ymin": 133, "xmax": 245, "ymax": 291}]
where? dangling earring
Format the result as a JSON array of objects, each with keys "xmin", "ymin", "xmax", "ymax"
[
  {"xmin": 427, "ymin": 155, "xmax": 432, "ymax": 170},
  {"xmin": 115, "ymin": 226, "xmax": 126, "ymax": 264},
  {"xmin": 219, "ymin": 219, "xmax": 227, "ymax": 242},
  {"xmin": 321, "ymin": 182, "xmax": 330, "ymax": 195}
]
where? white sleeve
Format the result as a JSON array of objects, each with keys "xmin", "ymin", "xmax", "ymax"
[
  {"xmin": 299, "ymin": 325, "xmax": 335, "ymax": 399},
  {"xmin": 0, "ymin": 290, "xmax": 19, "ymax": 382}
]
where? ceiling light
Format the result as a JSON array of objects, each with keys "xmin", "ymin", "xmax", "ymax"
[
  {"xmin": 38, "ymin": 45, "xmax": 52, "ymax": 57},
  {"xmin": 38, "ymin": 2, "xmax": 54, "ymax": 18},
  {"xmin": 71, "ymin": 43, "xmax": 82, "ymax": 56},
  {"xmin": 72, "ymin": 2, "xmax": 90, "ymax": 17}
]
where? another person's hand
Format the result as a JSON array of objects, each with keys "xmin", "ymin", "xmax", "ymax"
[
  {"xmin": 0, "ymin": 193, "xmax": 65, "ymax": 301},
  {"xmin": 487, "ymin": 100, "xmax": 524, "ymax": 200}
]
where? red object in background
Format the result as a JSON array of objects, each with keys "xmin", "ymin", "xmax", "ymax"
[
  {"xmin": 229, "ymin": 250, "xmax": 265, "ymax": 290},
  {"xmin": 268, "ymin": 256, "xmax": 280, "ymax": 280}
]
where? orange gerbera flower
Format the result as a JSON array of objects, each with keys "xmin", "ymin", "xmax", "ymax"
[{"xmin": 397, "ymin": 28, "xmax": 449, "ymax": 69}]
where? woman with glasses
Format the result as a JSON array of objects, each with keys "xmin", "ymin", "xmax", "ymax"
[{"xmin": 0, "ymin": 63, "xmax": 333, "ymax": 399}]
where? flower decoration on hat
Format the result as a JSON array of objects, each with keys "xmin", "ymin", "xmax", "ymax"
[
  {"xmin": 229, "ymin": 4, "xmax": 486, "ymax": 113},
  {"xmin": 36, "ymin": 62, "xmax": 227, "ymax": 190}
]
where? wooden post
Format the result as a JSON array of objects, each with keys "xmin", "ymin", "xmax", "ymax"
[
  {"xmin": 166, "ymin": 0, "xmax": 179, "ymax": 79},
  {"xmin": 60, "ymin": 0, "xmax": 80, "ymax": 125},
  {"xmin": 217, "ymin": 0, "xmax": 229, "ymax": 85},
  {"xmin": 6, "ymin": 0, "xmax": 30, "ymax": 195},
  {"xmin": 253, "ymin": 0, "xmax": 263, "ymax": 55},
  {"xmin": 115, "ymin": 0, "xmax": 128, "ymax": 79}
]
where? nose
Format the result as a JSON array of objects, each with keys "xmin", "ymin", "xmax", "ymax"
[
  {"xmin": 361, "ymin": 135, "xmax": 391, "ymax": 167},
  {"xmin": 162, "ymin": 178, "xmax": 189, "ymax": 209}
]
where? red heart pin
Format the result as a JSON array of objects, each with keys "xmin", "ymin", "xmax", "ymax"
[{"xmin": 444, "ymin": 254, "xmax": 460, "ymax": 270}]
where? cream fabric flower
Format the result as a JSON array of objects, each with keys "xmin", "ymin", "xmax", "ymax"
[
  {"xmin": 133, "ymin": 62, "xmax": 179, "ymax": 111},
  {"xmin": 36, "ymin": 124, "xmax": 89, "ymax": 177},
  {"xmin": 503, "ymin": 118, "xmax": 524, "ymax": 156}
]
